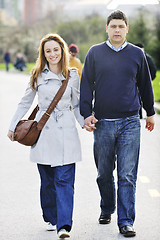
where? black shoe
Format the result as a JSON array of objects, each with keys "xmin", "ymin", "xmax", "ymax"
[
  {"xmin": 99, "ymin": 213, "xmax": 111, "ymax": 224},
  {"xmin": 120, "ymin": 225, "xmax": 136, "ymax": 237}
]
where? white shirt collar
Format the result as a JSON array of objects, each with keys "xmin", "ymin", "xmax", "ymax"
[{"xmin": 106, "ymin": 39, "xmax": 128, "ymax": 52}]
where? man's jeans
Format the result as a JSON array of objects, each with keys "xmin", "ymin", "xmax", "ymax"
[
  {"xmin": 94, "ymin": 115, "xmax": 140, "ymax": 228},
  {"xmin": 37, "ymin": 163, "xmax": 75, "ymax": 232}
]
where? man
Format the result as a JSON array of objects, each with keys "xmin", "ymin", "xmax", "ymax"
[
  {"xmin": 69, "ymin": 44, "xmax": 82, "ymax": 82},
  {"xmin": 80, "ymin": 10, "xmax": 155, "ymax": 237}
]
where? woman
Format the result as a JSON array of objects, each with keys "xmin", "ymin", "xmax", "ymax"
[{"xmin": 7, "ymin": 33, "xmax": 84, "ymax": 238}]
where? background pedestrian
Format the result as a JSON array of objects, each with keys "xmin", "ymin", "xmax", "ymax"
[
  {"xmin": 14, "ymin": 52, "xmax": 26, "ymax": 71},
  {"xmin": 135, "ymin": 43, "xmax": 157, "ymax": 119},
  {"xmin": 4, "ymin": 50, "xmax": 10, "ymax": 71},
  {"xmin": 69, "ymin": 44, "xmax": 82, "ymax": 83}
]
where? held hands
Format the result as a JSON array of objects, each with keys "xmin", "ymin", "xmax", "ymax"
[
  {"xmin": 83, "ymin": 115, "xmax": 155, "ymax": 132},
  {"xmin": 7, "ymin": 130, "xmax": 15, "ymax": 141},
  {"xmin": 8, "ymin": 115, "xmax": 153, "ymax": 137},
  {"xmin": 145, "ymin": 116, "xmax": 155, "ymax": 132},
  {"xmin": 83, "ymin": 115, "xmax": 98, "ymax": 132}
]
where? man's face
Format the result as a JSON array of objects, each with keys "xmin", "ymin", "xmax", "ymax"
[{"xmin": 106, "ymin": 19, "xmax": 129, "ymax": 46}]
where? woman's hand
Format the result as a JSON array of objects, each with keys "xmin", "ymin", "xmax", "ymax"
[
  {"xmin": 83, "ymin": 115, "xmax": 98, "ymax": 132},
  {"xmin": 7, "ymin": 130, "xmax": 15, "ymax": 141}
]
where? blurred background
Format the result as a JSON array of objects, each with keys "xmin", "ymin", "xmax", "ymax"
[{"xmin": 0, "ymin": 0, "xmax": 160, "ymax": 99}]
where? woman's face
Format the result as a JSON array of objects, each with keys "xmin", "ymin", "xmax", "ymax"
[{"xmin": 44, "ymin": 40, "xmax": 62, "ymax": 67}]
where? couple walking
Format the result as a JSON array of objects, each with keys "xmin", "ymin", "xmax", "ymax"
[{"xmin": 8, "ymin": 10, "xmax": 155, "ymax": 239}]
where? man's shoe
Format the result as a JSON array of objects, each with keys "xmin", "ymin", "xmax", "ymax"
[
  {"xmin": 99, "ymin": 214, "xmax": 111, "ymax": 224},
  {"xmin": 58, "ymin": 229, "xmax": 70, "ymax": 238},
  {"xmin": 120, "ymin": 226, "xmax": 136, "ymax": 237},
  {"xmin": 46, "ymin": 222, "xmax": 56, "ymax": 231}
]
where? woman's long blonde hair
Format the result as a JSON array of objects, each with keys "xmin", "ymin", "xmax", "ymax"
[{"xmin": 30, "ymin": 33, "xmax": 69, "ymax": 90}]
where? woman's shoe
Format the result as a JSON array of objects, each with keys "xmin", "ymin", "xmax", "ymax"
[
  {"xmin": 46, "ymin": 222, "xmax": 56, "ymax": 231},
  {"xmin": 58, "ymin": 229, "xmax": 70, "ymax": 238}
]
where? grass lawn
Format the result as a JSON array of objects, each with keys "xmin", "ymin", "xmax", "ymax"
[
  {"xmin": 0, "ymin": 62, "xmax": 34, "ymax": 74},
  {"xmin": 152, "ymin": 70, "xmax": 160, "ymax": 102},
  {"xmin": 0, "ymin": 63, "xmax": 160, "ymax": 101}
]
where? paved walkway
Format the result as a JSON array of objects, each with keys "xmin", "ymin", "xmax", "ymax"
[{"xmin": 0, "ymin": 71, "xmax": 160, "ymax": 240}]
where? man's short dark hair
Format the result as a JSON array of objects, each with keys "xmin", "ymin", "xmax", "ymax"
[{"xmin": 107, "ymin": 10, "xmax": 128, "ymax": 26}]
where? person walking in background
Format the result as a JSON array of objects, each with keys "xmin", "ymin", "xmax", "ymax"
[
  {"xmin": 135, "ymin": 43, "xmax": 157, "ymax": 81},
  {"xmin": 69, "ymin": 44, "xmax": 82, "ymax": 82},
  {"xmin": 80, "ymin": 10, "xmax": 155, "ymax": 238},
  {"xmin": 7, "ymin": 33, "xmax": 84, "ymax": 239},
  {"xmin": 4, "ymin": 50, "xmax": 10, "ymax": 71},
  {"xmin": 135, "ymin": 43, "xmax": 157, "ymax": 119}
]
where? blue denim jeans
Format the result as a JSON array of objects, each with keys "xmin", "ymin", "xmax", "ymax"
[
  {"xmin": 37, "ymin": 163, "xmax": 75, "ymax": 232},
  {"xmin": 94, "ymin": 115, "xmax": 140, "ymax": 228}
]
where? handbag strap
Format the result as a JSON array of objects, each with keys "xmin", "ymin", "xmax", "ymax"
[
  {"xmin": 28, "ymin": 105, "xmax": 39, "ymax": 120},
  {"xmin": 28, "ymin": 70, "xmax": 70, "ymax": 130}
]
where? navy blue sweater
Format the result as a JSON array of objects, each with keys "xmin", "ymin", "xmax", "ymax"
[{"xmin": 80, "ymin": 42, "xmax": 155, "ymax": 120}]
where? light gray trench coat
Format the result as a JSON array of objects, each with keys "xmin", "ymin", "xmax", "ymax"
[{"xmin": 9, "ymin": 68, "xmax": 84, "ymax": 167}]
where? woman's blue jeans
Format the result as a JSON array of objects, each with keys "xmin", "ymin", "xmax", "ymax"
[
  {"xmin": 94, "ymin": 115, "xmax": 140, "ymax": 228},
  {"xmin": 37, "ymin": 163, "xmax": 75, "ymax": 232}
]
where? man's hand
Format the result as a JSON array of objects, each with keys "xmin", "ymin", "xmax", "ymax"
[
  {"xmin": 145, "ymin": 115, "xmax": 155, "ymax": 132},
  {"xmin": 83, "ymin": 115, "xmax": 98, "ymax": 132}
]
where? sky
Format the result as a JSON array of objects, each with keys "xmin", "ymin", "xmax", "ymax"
[
  {"xmin": 78, "ymin": 0, "xmax": 159, "ymax": 8},
  {"xmin": 107, "ymin": 0, "xmax": 159, "ymax": 9}
]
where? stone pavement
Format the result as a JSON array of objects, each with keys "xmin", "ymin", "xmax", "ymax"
[{"xmin": 0, "ymin": 71, "xmax": 160, "ymax": 240}]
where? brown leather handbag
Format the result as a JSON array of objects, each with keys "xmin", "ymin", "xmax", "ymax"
[{"xmin": 14, "ymin": 72, "xmax": 70, "ymax": 146}]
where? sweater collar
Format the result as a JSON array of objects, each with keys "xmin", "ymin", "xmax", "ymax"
[{"xmin": 106, "ymin": 40, "xmax": 128, "ymax": 52}]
